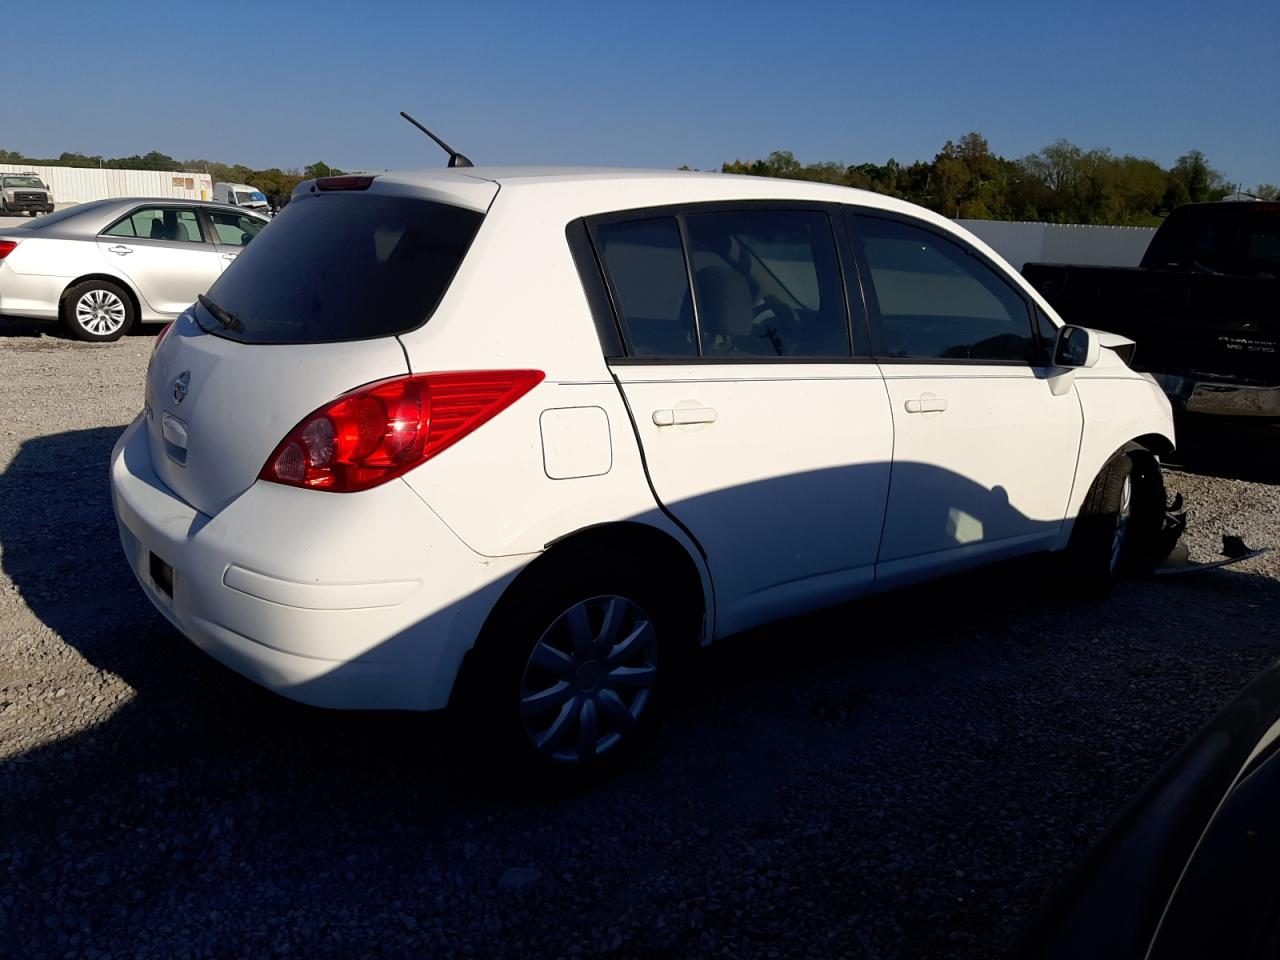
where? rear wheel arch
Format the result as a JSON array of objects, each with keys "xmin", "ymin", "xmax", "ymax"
[
  {"xmin": 449, "ymin": 521, "xmax": 709, "ymax": 708},
  {"xmin": 60, "ymin": 273, "xmax": 143, "ymax": 322}
]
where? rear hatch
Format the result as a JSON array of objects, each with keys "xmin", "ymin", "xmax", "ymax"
[{"xmin": 144, "ymin": 178, "xmax": 495, "ymax": 516}]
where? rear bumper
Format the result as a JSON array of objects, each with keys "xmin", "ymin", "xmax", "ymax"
[
  {"xmin": 0, "ymin": 265, "xmax": 62, "ymax": 320},
  {"xmin": 1150, "ymin": 372, "xmax": 1280, "ymax": 418},
  {"xmin": 109, "ymin": 415, "xmax": 528, "ymax": 710}
]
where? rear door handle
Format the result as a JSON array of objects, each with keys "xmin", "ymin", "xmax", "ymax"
[
  {"xmin": 107, "ymin": 245, "xmax": 133, "ymax": 256},
  {"xmin": 222, "ymin": 253, "xmax": 238, "ymax": 261},
  {"xmin": 652, "ymin": 407, "xmax": 719, "ymax": 426},
  {"xmin": 904, "ymin": 396, "xmax": 948, "ymax": 414}
]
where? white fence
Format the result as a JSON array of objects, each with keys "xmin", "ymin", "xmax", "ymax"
[
  {"xmin": 0, "ymin": 163, "xmax": 213, "ymax": 204},
  {"xmin": 957, "ymin": 219, "xmax": 1156, "ymax": 271}
]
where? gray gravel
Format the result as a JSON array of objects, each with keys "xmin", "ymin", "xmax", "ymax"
[{"xmin": 3, "ymin": 318, "xmax": 1279, "ymax": 959}]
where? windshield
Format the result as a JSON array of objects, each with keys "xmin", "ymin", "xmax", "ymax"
[
  {"xmin": 199, "ymin": 192, "xmax": 483, "ymax": 344},
  {"xmin": 2, "ymin": 176, "xmax": 45, "ymax": 188},
  {"xmin": 235, "ymin": 190, "xmax": 267, "ymax": 204}
]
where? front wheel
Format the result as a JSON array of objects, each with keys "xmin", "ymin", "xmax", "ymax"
[
  {"xmin": 62, "ymin": 280, "xmax": 135, "ymax": 342},
  {"xmin": 459, "ymin": 554, "xmax": 675, "ymax": 790},
  {"xmin": 1066, "ymin": 452, "xmax": 1147, "ymax": 594}
]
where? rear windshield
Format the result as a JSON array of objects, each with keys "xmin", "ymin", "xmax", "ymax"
[{"xmin": 199, "ymin": 193, "xmax": 484, "ymax": 344}]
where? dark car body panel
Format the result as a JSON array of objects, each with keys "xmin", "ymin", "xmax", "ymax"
[
  {"xmin": 1014, "ymin": 655, "xmax": 1280, "ymax": 959},
  {"xmin": 1023, "ymin": 204, "xmax": 1280, "ymax": 417}
]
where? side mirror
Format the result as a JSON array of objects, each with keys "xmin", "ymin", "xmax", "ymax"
[{"xmin": 1053, "ymin": 324, "xmax": 1100, "ymax": 369}]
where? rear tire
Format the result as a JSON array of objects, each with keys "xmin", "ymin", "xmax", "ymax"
[
  {"xmin": 62, "ymin": 280, "xmax": 135, "ymax": 342},
  {"xmin": 457, "ymin": 551, "xmax": 680, "ymax": 792},
  {"xmin": 1066, "ymin": 453, "xmax": 1136, "ymax": 595}
]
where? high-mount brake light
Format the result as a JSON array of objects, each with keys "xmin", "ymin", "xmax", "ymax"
[
  {"xmin": 260, "ymin": 370, "xmax": 545, "ymax": 493},
  {"xmin": 0, "ymin": 240, "xmax": 18, "ymax": 260},
  {"xmin": 315, "ymin": 175, "xmax": 376, "ymax": 192}
]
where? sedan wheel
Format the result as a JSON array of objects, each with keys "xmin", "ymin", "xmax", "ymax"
[
  {"xmin": 63, "ymin": 280, "xmax": 135, "ymax": 342},
  {"xmin": 519, "ymin": 595, "xmax": 658, "ymax": 764},
  {"xmin": 75, "ymin": 289, "xmax": 128, "ymax": 338}
]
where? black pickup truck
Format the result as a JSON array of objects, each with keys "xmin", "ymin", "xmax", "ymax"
[{"xmin": 1023, "ymin": 203, "xmax": 1279, "ymax": 420}]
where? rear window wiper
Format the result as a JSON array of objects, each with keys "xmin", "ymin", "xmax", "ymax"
[{"xmin": 197, "ymin": 294, "xmax": 245, "ymax": 333}]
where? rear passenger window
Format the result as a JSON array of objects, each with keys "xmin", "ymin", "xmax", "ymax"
[
  {"xmin": 684, "ymin": 210, "xmax": 849, "ymax": 358},
  {"xmin": 851, "ymin": 214, "xmax": 1034, "ymax": 362},
  {"xmin": 594, "ymin": 218, "xmax": 697, "ymax": 357},
  {"xmin": 103, "ymin": 207, "xmax": 203, "ymax": 244}
]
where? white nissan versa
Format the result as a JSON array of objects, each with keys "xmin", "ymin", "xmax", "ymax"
[{"xmin": 110, "ymin": 167, "xmax": 1175, "ymax": 782}]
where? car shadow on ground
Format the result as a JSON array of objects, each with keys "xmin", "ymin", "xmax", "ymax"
[
  {"xmin": 0, "ymin": 315, "xmax": 158, "ymax": 339},
  {"xmin": 3, "ymin": 424, "xmax": 1279, "ymax": 958}
]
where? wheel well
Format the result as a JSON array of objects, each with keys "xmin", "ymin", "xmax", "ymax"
[
  {"xmin": 534, "ymin": 522, "xmax": 706, "ymax": 641},
  {"xmin": 59, "ymin": 274, "xmax": 141, "ymax": 320},
  {"xmin": 447, "ymin": 522, "xmax": 708, "ymax": 710},
  {"xmin": 1127, "ymin": 433, "xmax": 1175, "ymax": 457}
]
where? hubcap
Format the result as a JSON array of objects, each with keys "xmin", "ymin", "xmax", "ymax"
[
  {"xmin": 75, "ymin": 289, "xmax": 127, "ymax": 336},
  {"xmin": 1110, "ymin": 475, "xmax": 1132, "ymax": 573},
  {"xmin": 519, "ymin": 595, "xmax": 658, "ymax": 764}
]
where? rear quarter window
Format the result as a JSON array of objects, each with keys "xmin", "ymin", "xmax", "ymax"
[{"xmin": 200, "ymin": 193, "xmax": 483, "ymax": 344}]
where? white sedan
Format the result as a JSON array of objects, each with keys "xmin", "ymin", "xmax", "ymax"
[
  {"xmin": 0, "ymin": 198, "xmax": 268, "ymax": 341},
  {"xmin": 110, "ymin": 167, "xmax": 1175, "ymax": 786}
]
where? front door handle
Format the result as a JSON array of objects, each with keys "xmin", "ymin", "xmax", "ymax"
[
  {"xmin": 652, "ymin": 407, "xmax": 719, "ymax": 426},
  {"xmin": 107, "ymin": 245, "xmax": 133, "ymax": 256},
  {"xmin": 904, "ymin": 396, "xmax": 948, "ymax": 414},
  {"xmin": 222, "ymin": 253, "xmax": 238, "ymax": 261}
]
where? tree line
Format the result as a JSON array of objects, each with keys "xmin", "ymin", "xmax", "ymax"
[
  {"xmin": 0, "ymin": 148, "xmax": 344, "ymax": 200},
  {"xmin": 4, "ymin": 136, "xmax": 1274, "ymax": 224},
  {"xmin": 719, "ymin": 134, "xmax": 1277, "ymax": 225}
]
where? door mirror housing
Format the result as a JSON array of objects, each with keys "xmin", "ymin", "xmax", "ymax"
[{"xmin": 1053, "ymin": 324, "xmax": 1100, "ymax": 369}]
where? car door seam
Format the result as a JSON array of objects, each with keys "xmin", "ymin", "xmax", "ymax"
[
  {"xmin": 606, "ymin": 367, "xmax": 710, "ymax": 563},
  {"xmin": 870, "ymin": 360, "xmax": 896, "ymax": 588}
]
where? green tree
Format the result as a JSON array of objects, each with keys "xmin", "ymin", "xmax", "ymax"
[
  {"xmin": 1171, "ymin": 150, "xmax": 1226, "ymax": 203},
  {"xmin": 303, "ymin": 161, "xmax": 345, "ymax": 179}
]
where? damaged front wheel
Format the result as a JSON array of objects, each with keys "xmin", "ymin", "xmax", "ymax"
[{"xmin": 1067, "ymin": 451, "xmax": 1167, "ymax": 594}]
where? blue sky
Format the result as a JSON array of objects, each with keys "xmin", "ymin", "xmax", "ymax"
[{"xmin": 7, "ymin": 0, "xmax": 1278, "ymax": 188}]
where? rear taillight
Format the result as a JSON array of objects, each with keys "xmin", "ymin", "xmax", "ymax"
[
  {"xmin": 152, "ymin": 321, "xmax": 173, "ymax": 355},
  {"xmin": 260, "ymin": 370, "xmax": 545, "ymax": 493},
  {"xmin": 0, "ymin": 240, "xmax": 18, "ymax": 260}
]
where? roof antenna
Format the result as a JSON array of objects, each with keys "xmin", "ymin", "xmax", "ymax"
[{"xmin": 399, "ymin": 111, "xmax": 474, "ymax": 168}]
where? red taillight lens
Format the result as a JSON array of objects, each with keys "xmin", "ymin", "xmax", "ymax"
[
  {"xmin": 260, "ymin": 370, "xmax": 545, "ymax": 493},
  {"xmin": 315, "ymin": 175, "xmax": 375, "ymax": 191},
  {"xmin": 152, "ymin": 321, "xmax": 173, "ymax": 355},
  {"xmin": 0, "ymin": 240, "xmax": 18, "ymax": 260}
]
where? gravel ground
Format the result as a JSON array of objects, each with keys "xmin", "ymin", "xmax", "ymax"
[{"xmin": 2, "ymin": 319, "xmax": 1279, "ymax": 960}]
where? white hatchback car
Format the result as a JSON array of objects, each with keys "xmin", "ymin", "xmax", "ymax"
[{"xmin": 110, "ymin": 168, "xmax": 1175, "ymax": 782}]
